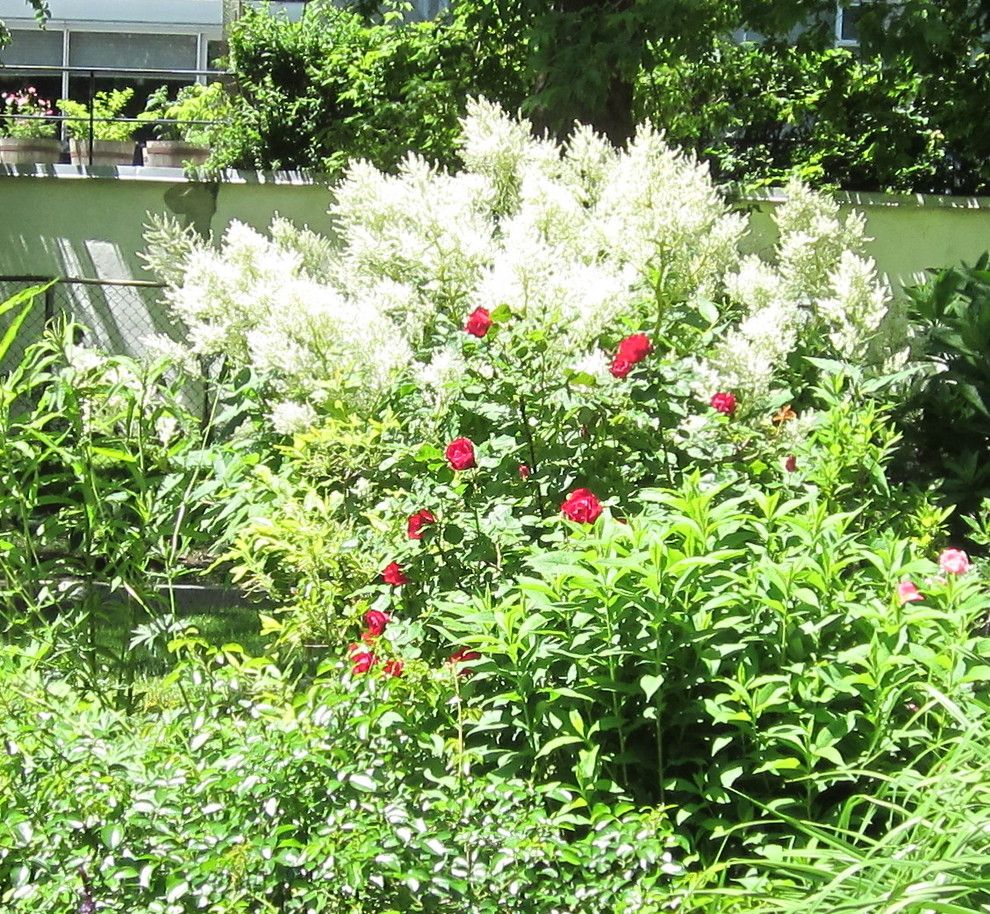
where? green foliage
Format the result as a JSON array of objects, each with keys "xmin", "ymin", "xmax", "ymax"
[
  {"xmin": 436, "ymin": 478, "xmax": 990, "ymax": 844},
  {"xmin": 0, "ymin": 316, "xmax": 214, "ymax": 702},
  {"xmin": 0, "ymin": 643, "xmax": 682, "ymax": 913},
  {"xmin": 138, "ymin": 83, "xmax": 231, "ymax": 145},
  {"xmin": 896, "ymin": 256, "xmax": 990, "ymax": 522},
  {"xmin": 638, "ymin": 42, "xmax": 969, "ymax": 194},
  {"xmin": 58, "ymin": 89, "xmax": 137, "ymax": 143},
  {"xmin": 209, "ymin": 2, "xmax": 519, "ymax": 174}
]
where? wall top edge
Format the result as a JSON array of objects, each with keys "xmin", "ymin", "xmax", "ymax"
[
  {"xmin": 0, "ymin": 163, "xmax": 331, "ymax": 187},
  {"xmin": 729, "ymin": 185, "xmax": 990, "ymax": 211},
  {"xmin": 1, "ymin": 164, "xmax": 989, "ymax": 209}
]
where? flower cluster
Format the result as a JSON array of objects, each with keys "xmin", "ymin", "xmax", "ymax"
[
  {"xmin": 695, "ymin": 179, "xmax": 901, "ymax": 400},
  {"xmin": 1, "ymin": 87, "xmax": 56, "ymax": 139},
  {"xmin": 610, "ymin": 333, "xmax": 653, "ymax": 378},
  {"xmin": 348, "ymin": 609, "xmax": 403, "ymax": 677},
  {"xmin": 897, "ymin": 548, "xmax": 970, "ymax": 605}
]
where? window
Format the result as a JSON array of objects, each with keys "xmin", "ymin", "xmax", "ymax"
[
  {"xmin": 836, "ymin": 2, "xmax": 863, "ymax": 47},
  {"xmin": 68, "ymin": 33, "xmax": 199, "ymax": 73},
  {"xmin": 0, "ymin": 28, "xmax": 64, "ymax": 67}
]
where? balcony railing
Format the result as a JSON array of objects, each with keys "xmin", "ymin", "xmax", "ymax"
[{"xmin": 0, "ymin": 63, "xmax": 230, "ymax": 167}]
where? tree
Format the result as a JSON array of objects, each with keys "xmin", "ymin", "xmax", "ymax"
[
  {"xmin": 448, "ymin": 0, "xmax": 832, "ymax": 144},
  {"xmin": 449, "ymin": 0, "xmax": 990, "ymax": 157}
]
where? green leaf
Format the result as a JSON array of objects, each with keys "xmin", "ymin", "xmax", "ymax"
[
  {"xmin": 640, "ymin": 673, "xmax": 664, "ymax": 702},
  {"xmin": 349, "ymin": 774, "xmax": 377, "ymax": 792}
]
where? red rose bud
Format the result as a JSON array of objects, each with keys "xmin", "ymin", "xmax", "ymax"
[
  {"xmin": 616, "ymin": 332, "xmax": 653, "ymax": 364},
  {"xmin": 518, "ymin": 463, "xmax": 531, "ymax": 480},
  {"xmin": 383, "ymin": 659, "xmax": 404, "ymax": 678},
  {"xmin": 445, "ymin": 436, "xmax": 476, "ymax": 471},
  {"xmin": 610, "ymin": 356, "xmax": 633, "ymax": 378},
  {"xmin": 783, "ymin": 454, "xmax": 797, "ymax": 472},
  {"xmin": 464, "ymin": 307, "xmax": 493, "ymax": 338},
  {"xmin": 561, "ymin": 487, "xmax": 603, "ymax": 524},
  {"xmin": 407, "ymin": 509, "xmax": 436, "ymax": 540},
  {"xmin": 381, "ymin": 562, "xmax": 409, "ymax": 586},
  {"xmin": 710, "ymin": 391, "xmax": 737, "ymax": 416},
  {"xmin": 348, "ymin": 643, "xmax": 376, "ymax": 675},
  {"xmin": 363, "ymin": 609, "xmax": 390, "ymax": 637},
  {"xmin": 448, "ymin": 647, "xmax": 481, "ymax": 675}
]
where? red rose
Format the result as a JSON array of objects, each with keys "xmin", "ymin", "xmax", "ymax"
[
  {"xmin": 448, "ymin": 647, "xmax": 481, "ymax": 676},
  {"xmin": 363, "ymin": 609, "xmax": 390, "ymax": 637},
  {"xmin": 710, "ymin": 391, "xmax": 737, "ymax": 416},
  {"xmin": 348, "ymin": 643, "xmax": 376, "ymax": 675},
  {"xmin": 561, "ymin": 488, "xmax": 603, "ymax": 524},
  {"xmin": 407, "ymin": 509, "xmax": 436, "ymax": 540},
  {"xmin": 445, "ymin": 437, "xmax": 476, "ymax": 471},
  {"xmin": 383, "ymin": 659, "xmax": 404, "ymax": 677},
  {"xmin": 518, "ymin": 463, "xmax": 531, "ymax": 480},
  {"xmin": 783, "ymin": 454, "xmax": 797, "ymax": 473},
  {"xmin": 617, "ymin": 333, "xmax": 653, "ymax": 364},
  {"xmin": 381, "ymin": 562, "xmax": 409, "ymax": 586},
  {"xmin": 464, "ymin": 307, "xmax": 493, "ymax": 338},
  {"xmin": 610, "ymin": 356, "xmax": 633, "ymax": 378}
]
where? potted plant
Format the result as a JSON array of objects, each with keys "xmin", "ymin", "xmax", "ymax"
[
  {"xmin": 58, "ymin": 88, "xmax": 138, "ymax": 167},
  {"xmin": 139, "ymin": 83, "xmax": 228, "ymax": 168},
  {"xmin": 0, "ymin": 87, "xmax": 61, "ymax": 164}
]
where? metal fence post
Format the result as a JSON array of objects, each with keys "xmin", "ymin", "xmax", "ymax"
[
  {"xmin": 87, "ymin": 69, "xmax": 96, "ymax": 167},
  {"xmin": 43, "ymin": 282, "xmax": 56, "ymax": 326}
]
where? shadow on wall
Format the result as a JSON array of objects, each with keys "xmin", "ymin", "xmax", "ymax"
[{"xmin": 0, "ymin": 176, "xmax": 223, "ymax": 363}]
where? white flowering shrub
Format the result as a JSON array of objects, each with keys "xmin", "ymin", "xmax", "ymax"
[
  {"xmin": 699, "ymin": 179, "xmax": 897, "ymax": 400},
  {"xmin": 149, "ymin": 99, "xmax": 902, "ymax": 435}
]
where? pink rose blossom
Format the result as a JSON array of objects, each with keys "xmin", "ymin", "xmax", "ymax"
[
  {"xmin": 938, "ymin": 548, "xmax": 970, "ymax": 576},
  {"xmin": 897, "ymin": 581, "xmax": 923, "ymax": 604}
]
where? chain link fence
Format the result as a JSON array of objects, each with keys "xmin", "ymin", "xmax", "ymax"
[{"xmin": 0, "ymin": 275, "xmax": 210, "ymax": 421}]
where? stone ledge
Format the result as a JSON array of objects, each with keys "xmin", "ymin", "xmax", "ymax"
[{"xmin": 0, "ymin": 163, "xmax": 328, "ymax": 186}]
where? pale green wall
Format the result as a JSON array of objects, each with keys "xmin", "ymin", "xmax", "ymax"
[
  {"xmin": 0, "ymin": 167, "xmax": 332, "ymax": 281},
  {"xmin": 742, "ymin": 191, "xmax": 990, "ymax": 294},
  {"xmin": 3, "ymin": 171, "xmax": 990, "ymax": 289}
]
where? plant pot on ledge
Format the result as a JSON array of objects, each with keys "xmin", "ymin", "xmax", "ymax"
[
  {"xmin": 142, "ymin": 140, "xmax": 210, "ymax": 168},
  {"xmin": 69, "ymin": 139, "xmax": 136, "ymax": 167},
  {"xmin": 0, "ymin": 136, "xmax": 62, "ymax": 165}
]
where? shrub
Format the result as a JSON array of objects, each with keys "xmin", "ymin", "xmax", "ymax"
[
  {"xmin": 638, "ymin": 42, "xmax": 957, "ymax": 194},
  {"xmin": 895, "ymin": 255, "xmax": 990, "ymax": 525},
  {"xmin": 208, "ymin": 2, "xmax": 522, "ymax": 174},
  {"xmin": 0, "ymin": 644, "xmax": 684, "ymax": 913},
  {"xmin": 58, "ymin": 89, "xmax": 137, "ymax": 143}
]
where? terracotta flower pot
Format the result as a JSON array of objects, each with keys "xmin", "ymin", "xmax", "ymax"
[
  {"xmin": 142, "ymin": 140, "xmax": 210, "ymax": 168},
  {"xmin": 69, "ymin": 138, "xmax": 136, "ymax": 167},
  {"xmin": 0, "ymin": 136, "xmax": 62, "ymax": 165}
]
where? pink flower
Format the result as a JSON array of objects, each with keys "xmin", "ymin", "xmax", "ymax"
[
  {"xmin": 348, "ymin": 643, "xmax": 376, "ymax": 675},
  {"xmin": 445, "ymin": 437, "xmax": 476, "ymax": 471},
  {"xmin": 383, "ymin": 659, "xmax": 404, "ymax": 678},
  {"xmin": 363, "ymin": 609, "xmax": 391, "ymax": 637},
  {"xmin": 518, "ymin": 463, "xmax": 531, "ymax": 480},
  {"xmin": 464, "ymin": 307, "xmax": 493, "ymax": 338},
  {"xmin": 561, "ymin": 488, "xmax": 603, "ymax": 524},
  {"xmin": 938, "ymin": 548, "xmax": 970, "ymax": 576},
  {"xmin": 783, "ymin": 454, "xmax": 797, "ymax": 473},
  {"xmin": 381, "ymin": 562, "xmax": 409, "ymax": 586},
  {"xmin": 897, "ymin": 581, "xmax": 923, "ymax": 604},
  {"xmin": 710, "ymin": 391, "xmax": 737, "ymax": 416},
  {"xmin": 406, "ymin": 509, "xmax": 436, "ymax": 540}
]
